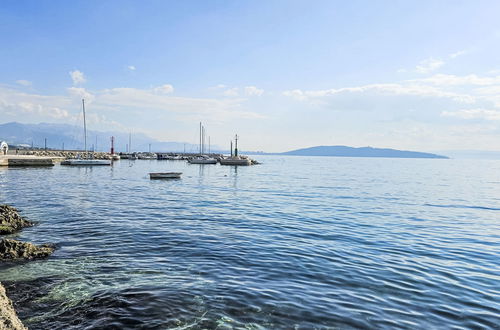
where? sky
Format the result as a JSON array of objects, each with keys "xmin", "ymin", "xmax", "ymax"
[{"xmin": 1, "ymin": 0, "xmax": 500, "ymax": 152}]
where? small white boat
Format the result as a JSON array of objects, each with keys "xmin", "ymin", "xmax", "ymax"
[
  {"xmin": 187, "ymin": 156, "xmax": 217, "ymax": 164},
  {"xmin": 149, "ymin": 172, "xmax": 182, "ymax": 179},
  {"xmin": 111, "ymin": 154, "xmax": 120, "ymax": 161},
  {"xmin": 61, "ymin": 159, "xmax": 111, "ymax": 166},
  {"xmin": 61, "ymin": 99, "xmax": 111, "ymax": 166}
]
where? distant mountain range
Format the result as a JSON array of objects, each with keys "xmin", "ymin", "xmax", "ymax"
[
  {"xmin": 0, "ymin": 122, "xmax": 449, "ymax": 158},
  {"xmin": 279, "ymin": 145, "xmax": 448, "ymax": 159},
  {"xmin": 0, "ymin": 122, "xmax": 200, "ymax": 152}
]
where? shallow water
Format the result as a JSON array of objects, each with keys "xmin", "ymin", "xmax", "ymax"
[{"xmin": 1, "ymin": 156, "xmax": 499, "ymax": 329}]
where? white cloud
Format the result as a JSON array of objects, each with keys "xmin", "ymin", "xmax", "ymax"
[
  {"xmin": 67, "ymin": 87, "xmax": 95, "ymax": 103},
  {"xmin": 69, "ymin": 70, "xmax": 86, "ymax": 85},
  {"xmin": 223, "ymin": 88, "xmax": 239, "ymax": 97},
  {"xmin": 282, "ymin": 89, "xmax": 307, "ymax": 101},
  {"xmin": 415, "ymin": 58, "xmax": 444, "ymax": 74},
  {"xmin": 442, "ymin": 109, "xmax": 500, "ymax": 121},
  {"xmin": 127, "ymin": 65, "xmax": 136, "ymax": 71},
  {"xmin": 412, "ymin": 74, "xmax": 500, "ymax": 86},
  {"xmin": 16, "ymin": 80, "xmax": 32, "ymax": 86},
  {"xmin": 283, "ymin": 83, "xmax": 475, "ymax": 103},
  {"xmin": 0, "ymin": 87, "xmax": 71, "ymax": 119},
  {"xmin": 244, "ymin": 86, "xmax": 264, "ymax": 96},
  {"xmin": 97, "ymin": 87, "xmax": 264, "ymax": 121},
  {"xmin": 153, "ymin": 84, "xmax": 174, "ymax": 94},
  {"xmin": 449, "ymin": 50, "xmax": 467, "ymax": 59}
]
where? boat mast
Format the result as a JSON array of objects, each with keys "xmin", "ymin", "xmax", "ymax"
[
  {"xmin": 82, "ymin": 99, "xmax": 87, "ymax": 152},
  {"xmin": 199, "ymin": 122, "xmax": 202, "ymax": 155},
  {"xmin": 129, "ymin": 132, "xmax": 132, "ymax": 153},
  {"xmin": 230, "ymin": 140, "xmax": 233, "ymax": 157},
  {"xmin": 234, "ymin": 134, "xmax": 238, "ymax": 157},
  {"xmin": 110, "ymin": 136, "xmax": 115, "ymax": 155}
]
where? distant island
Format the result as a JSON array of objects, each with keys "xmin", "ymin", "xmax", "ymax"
[{"xmin": 279, "ymin": 146, "xmax": 448, "ymax": 159}]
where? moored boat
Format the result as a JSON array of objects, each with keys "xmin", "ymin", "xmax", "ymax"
[
  {"xmin": 149, "ymin": 172, "xmax": 182, "ymax": 179},
  {"xmin": 187, "ymin": 122, "xmax": 217, "ymax": 164},
  {"xmin": 61, "ymin": 159, "xmax": 111, "ymax": 166},
  {"xmin": 188, "ymin": 155, "xmax": 217, "ymax": 164}
]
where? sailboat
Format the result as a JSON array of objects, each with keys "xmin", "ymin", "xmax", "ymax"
[
  {"xmin": 61, "ymin": 99, "xmax": 111, "ymax": 166},
  {"xmin": 187, "ymin": 122, "xmax": 217, "ymax": 164}
]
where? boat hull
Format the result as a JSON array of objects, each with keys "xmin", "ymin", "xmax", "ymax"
[
  {"xmin": 61, "ymin": 159, "xmax": 111, "ymax": 166},
  {"xmin": 187, "ymin": 159, "xmax": 217, "ymax": 164},
  {"xmin": 149, "ymin": 172, "xmax": 182, "ymax": 179}
]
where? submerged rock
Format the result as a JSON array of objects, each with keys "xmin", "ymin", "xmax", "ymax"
[
  {"xmin": 0, "ymin": 239, "xmax": 54, "ymax": 261},
  {"xmin": 0, "ymin": 205, "xmax": 34, "ymax": 235},
  {"xmin": 0, "ymin": 283, "xmax": 27, "ymax": 330}
]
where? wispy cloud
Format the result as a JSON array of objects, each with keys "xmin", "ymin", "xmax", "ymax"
[
  {"xmin": 244, "ymin": 86, "xmax": 264, "ymax": 96},
  {"xmin": 415, "ymin": 58, "xmax": 444, "ymax": 74},
  {"xmin": 127, "ymin": 65, "xmax": 136, "ymax": 71},
  {"xmin": 153, "ymin": 84, "xmax": 174, "ymax": 94},
  {"xmin": 411, "ymin": 74, "xmax": 500, "ymax": 86},
  {"xmin": 16, "ymin": 80, "xmax": 32, "ymax": 86},
  {"xmin": 283, "ymin": 83, "xmax": 475, "ymax": 104},
  {"xmin": 0, "ymin": 87, "xmax": 72, "ymax": 120},
  {"xmin": 449, "ymin": 50, "xmax": 467, "ymax": 59},
  {"xmin": 442, "ymin": 108, "xmax": 500, "ymax": 121},
  {"xmin": 69, "ymin": 70, "xmax": 86, "ymax": 85},
  {"xmin": 221, "ymin": 86, "xmax": 264, "ymax": 97},
  {"xmin": 223, "ymin": 88, "xmax": 239, "ymax": 97}
]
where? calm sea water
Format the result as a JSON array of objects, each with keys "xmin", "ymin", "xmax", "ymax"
[{"xmin": 0, "ymin": 156, "xmax": 499, "ymax": 329}]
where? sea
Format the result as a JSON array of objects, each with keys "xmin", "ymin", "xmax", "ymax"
[{"xmin": 0, "ymin": 155, "xmax": 499, "ymax": 329}]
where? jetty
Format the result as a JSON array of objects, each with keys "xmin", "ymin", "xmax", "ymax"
[{"xmin": 0, "ymin": 155, "xmax": 56, "ymax": 166}]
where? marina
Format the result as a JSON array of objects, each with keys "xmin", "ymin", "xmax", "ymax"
[{"xmin": 2, "ymin": 1, "xmax": 498, "ymax": 328}]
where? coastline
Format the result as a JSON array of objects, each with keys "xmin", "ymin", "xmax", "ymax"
[
  {"xmin": 0, "ymin": 283, "xmax": 26, "ymax": 330},
  {"xmin": 0, "ymin": 204, "xmax": 54, "ymax": 329}
]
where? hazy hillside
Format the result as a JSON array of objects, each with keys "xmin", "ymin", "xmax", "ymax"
[
  {"xmin": 282, "ymin": 145, "xmax": 448, "ymax": 159},
  {"xmin": 0, "ymin": 122, "xmax": 200, "ymax": 152}
]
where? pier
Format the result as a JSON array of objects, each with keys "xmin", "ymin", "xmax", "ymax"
[{"xmin": 0, "ymin": 155, "xmax": 57, "ymax": 166}]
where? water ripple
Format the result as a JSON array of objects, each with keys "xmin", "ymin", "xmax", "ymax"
[{"xmin": 1, "ymin": 156, "xmax": 499, "ymax": 329}]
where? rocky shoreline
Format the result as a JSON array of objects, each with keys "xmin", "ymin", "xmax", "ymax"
[
  {"xmin": 0, "ymin": 204, "xmax": 54, "ymax": 329},
  {"xmin": 23, "ymin": 150, "xmax": 111, "ymax": 160}
]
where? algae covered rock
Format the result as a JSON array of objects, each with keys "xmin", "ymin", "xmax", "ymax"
[
  {"xmin": 0, "ymin": 239, "xmax": 54, "ymax": 260},
  {"xmin": 0, "ymin": 226, "xmax": 16, "ymax": 235},
  {"xmin": 0, "ymin": 283, "xmax": 27, "ymax": 330},
  {"xmin": 0, "ymin": 205, "xmax": 34, "ymax": 235}
]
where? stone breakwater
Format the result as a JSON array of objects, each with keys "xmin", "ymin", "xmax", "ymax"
[
  {"xmin": 0, "ymin": 205, "xmax": 55, "ymax": 329},
  {"xmin": 24, "ymin": 150, "xmax": 111, "ymax": 160}
]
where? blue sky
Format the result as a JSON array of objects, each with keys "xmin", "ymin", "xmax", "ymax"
[{"xmin": 1, "ymin": 0, "xmax": 500, "ymax": 152}]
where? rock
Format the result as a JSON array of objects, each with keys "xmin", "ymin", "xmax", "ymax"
[
  {"xmin": 0, "ymin": 239, "xmax": 54, "ymax": 261},
  {"xmin": 0, "ymin": 283, "xmax": 27, "ymax": 330},
  {"xmin": 0, "ymin": 205, "xmax": 34, "ymax": 234},
  {"xmin": 0, "ymin": 226, "xmax": 16, "ymax": 235}
]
